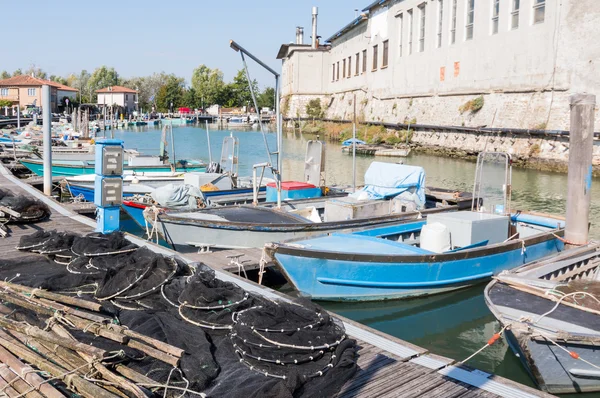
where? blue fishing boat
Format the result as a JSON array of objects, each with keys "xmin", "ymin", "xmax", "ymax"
[
  {"xmin": 267, "ymin": 152, "xmax": 570, "ymax": 301},
  {"xmin": 267, "ymin": 212, "xmax": 566, "ymax": 301}
]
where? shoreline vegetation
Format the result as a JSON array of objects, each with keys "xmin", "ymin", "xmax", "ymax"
[{"xmin": 287, "ymin": 121, "xmax": 598, "ymax": 176}]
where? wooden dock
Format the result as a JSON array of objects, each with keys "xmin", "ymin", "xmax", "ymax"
[{"xmin": 0, "ymin": 163, "xmax": 555, "ymax": 398}]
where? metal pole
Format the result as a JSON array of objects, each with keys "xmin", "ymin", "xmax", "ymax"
[
  {"xmin": 205, "ymin": 121, "xmax": 213, "ymax": 164},
  {"xmin": 353, "ymin": 93, "xmax": 357, "ymax": 192},
  {"xmin": 565, "ymin": 93, "xmax": 596, "ymax": 245},
  {"xmin": 16, "ymin": 105, "xmax": 20, "ymax": 129},
  {"xmin": 275, "ymin": 75, "xmax": 282, "ymax": 209},
  {"xmin": 42, "ymin": 85, "xmax": 52, "ymax": 196},
  {"xmin": 170, "ymin": 124, "xmax": 176, "ymax": 169}
]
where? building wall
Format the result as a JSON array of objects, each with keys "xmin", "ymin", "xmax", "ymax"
[
  {"xmin": 97, "ymin": 92, "xmax": 136, "ymax": 112},
  {"xmin": 281, "ymin": 0, "xmax": 600, "ymax": 130}
]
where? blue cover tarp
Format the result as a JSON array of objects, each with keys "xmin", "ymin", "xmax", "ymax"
[
  {"xmin": 342, "ymin": 138, "xmax": 366, "ymax": 146},
  {"xmin": 151, "ymin": 183, "xmax": 207, "ymax": 209},
  {"xmin": 350, "ymin": 162, "xmax": 426, "ymax": 207}
]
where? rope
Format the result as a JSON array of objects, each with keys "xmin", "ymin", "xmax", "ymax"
[
  {"xmin": 459, "ymin": 325, "xmax": 509, "ymax": 365},
  {"xmin": 552, "ymin": 232, "xmax": 588, "ymax": 247},
  {"xmin": 535, "ymin": 291, "xmax": 600, "ymax": 324},
  {"xmin": 535, "ymin": 331, "xmax": 600, "ymax": 371},
  {"xmin": 258, "ymin": 248, "xmax": 268, "ymax": 286}
]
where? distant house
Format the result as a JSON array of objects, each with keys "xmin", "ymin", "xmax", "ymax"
[
  {"xmin": 0, "ymin": 75, "xmax": 78, "ymax": 113},
  {"xmin": 96, "ymin": 86, "xmax": 138, "ymax": 113}
]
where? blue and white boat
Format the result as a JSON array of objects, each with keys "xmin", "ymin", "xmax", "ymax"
[
  {"xmin": 267, "ymin": 212, "xmax": 566, "ymax": 301},
  {"xmin": 267, "ymin": 152, "xmax": 570, "ymax": 301}
]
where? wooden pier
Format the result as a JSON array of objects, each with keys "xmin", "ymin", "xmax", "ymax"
[{"xmin": 0, "ymin": 163, "xmax": 555, "ymax": 398}]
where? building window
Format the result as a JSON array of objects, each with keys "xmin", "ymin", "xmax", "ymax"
[
  {"xmin": 355, "ymin": 53, "xmax": 360, "ymax": 75},
  {"xmin": 398, "ymin": 13, "xmax": 404, "ymax": 56},
  {"xmin": 382, "ymin": 40, "xmax": 389, "ymax": 67},
  {"xmin": 533, "ymin": 0, "xmax": 545, "ymax": 24},
  {"xmin": 28, "ymin": 88, "xmax": 36, "ymax": 96},
  {"xmin": 332, "ymin": 64, "xmax": 335, "ymax": 81},
  {"xmin": 465, "ymin": 0, "xmax": 475, "ymax": 40},
  {"xmin": 126, "ymin": 94, "xmax": 129, "ymax": 101},
  {"xmin": 372, "ymin": 45, "xmax": 378, "ymax": 71},
  {"xmin": 418, "ymin": 3, "xmax": 426, "ymax": 52},
  {"xmin": 408, "ymin": 9, "xmax": 414, "ymax": 54},
  {"xmin": 450, "ymin": 0, "xmax": 457, "ymax": 44},
  {"xmin": 337, "ymin": 62, "xmax": 340, "ymax": 81},
  {"xmin": 511, "ymin": 0, "xmax": 520, "ymax": 29},
  {"xmin": 343, "ymin": 59, "xmax": 346, "ymax": 78},
  {"xmin": 437, "ymin": 0, "xmax": 443, "ymax": 48},
  {"xmin": 362, "ymin": 49, "xmax": 367, "ymax": 73},
  {"xmin": 0, "ymin": 88, "xmax": 7, "ymax": 96},
  {"xmin": 492, "ymin": 0, "xmax": 500, "ymax": 34},
  {"xmin": 348, "ymin": 56, "xmax": 351, "ymax": 78}
]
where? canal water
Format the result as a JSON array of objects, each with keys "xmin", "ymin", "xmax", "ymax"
[{"xmin": 114, "ymin": 124, "xmax": 599, "ymax": 396}]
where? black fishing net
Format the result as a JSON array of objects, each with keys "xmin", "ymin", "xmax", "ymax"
[
  {"xmin": 0, "ymin": 188, "xmax": 50, "ymax": 223},
  {"xmin": 4, "ymin": 229, "xmax": 358, "ymax": 397}
]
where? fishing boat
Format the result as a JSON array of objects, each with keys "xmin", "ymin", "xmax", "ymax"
[
  {"xmin": 20, "ymin": 157, "xmax": 205, "ymax": 177},
  {"xmin": 485, "ymin": 243, "xmax": 600, "ymax": 394},
  {"xmin": 266, "ymin": 152, "xmax": 570, "ymax": 301},
  {"xmin": 145, "ymin": 161, "xmax": 473, "ymax": 251}
]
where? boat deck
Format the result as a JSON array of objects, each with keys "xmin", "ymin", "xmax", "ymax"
[{"xmin": 0, "ymin": 163, "xmax": 555, "ymax": 398}]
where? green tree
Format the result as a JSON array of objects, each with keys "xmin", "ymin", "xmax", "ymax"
[
  {"xmin": 0, "ymin": 71, "xmax": 9, "ymax": 80},
  {"xmin": 155, "ymin": 75, "xmax": 185, "ymax": 112},
  {"xmin": 0, "ymin": 99, "xmax": 13, "ymax": 108},
  {"xmin": 49, "ymin": 75, "xmax": 68, "ymax": 85},
  {"xmin": 12, "ymin": 69, "xmax": 22, "ymax": 77},
  {"xmin": 88, "ymin": 66, "xmax": 119, "ymax": 101},
  {"xmin": 230, "ymin": 69, "xmax": 259, "ymax": 108},
  {"xmin": 305, "ymin": 98, "xmax": 324, "ymax": 119},
  {"xmin": 67, "ymin": 70, "xmax": 92, "ymax": 103},
  {"xmin": 257, "ymin": 87, "xmax": 275, "ymax": 110},
  {"xmin": 183, "ymin": 87, "xmax": 200, "ymax": 109},
  {"xmin": 122, "ymin": 73, "xmax": 169, "ymax": 111},
  {"xmin": 24, "ymin": 66, "xmax": 47, "ymax": 79},
  {"xmin": 191, "ymin": 65, "xmax": 226, "ymax": 107}
]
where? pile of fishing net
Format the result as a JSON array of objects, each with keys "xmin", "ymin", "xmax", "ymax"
[
  {"xmin": 0, "ymin": 188, "xmax": 50, "ymax": 224},
  {"xmin": 7, "ymin": 229, "xmax": 358, "ymax": 397}
]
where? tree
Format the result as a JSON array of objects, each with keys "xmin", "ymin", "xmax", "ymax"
[
  {"xmin": 191, "ymin": 65, "xmax": 225, "ymax": 107},
  {"xmin": 24, "ymin": 66, "xmax": 47, "ymax": 79},
  {"xmin": 67, "ymin": 70, "xmax": 92, "ymax": 103},
  {"xmin": 0, "ymin": 71, "xmax": 9, "ymax": 80},
  {"xmin": 88, "ymin": 66, "xmax": 119, "ymax": 101},
  {"xmin": 49, "ymin": 75, "xmax": 68, "ymax": 85},
  {"xmin": 306, "ymin": 98, "xmax": 324, "ymax": 119},
  {"xmin": 121, "ymin": 72, "xmax": 169, "ymax": 111},
  {"xmin": 12, "ymin": 69, "xmax": 22, "ymax": 77},
  {"xmin": 0, "ymin": 99, "xmax": 13, "ymax": 108},
  {"xmin": 155, "ymin": 75, "xmax": 185, "ymax": 112},
  {"xmin": 230, "ymin": 69, "xmax": 259, "ymax": 108},
  {"xmin": 183, "ymin": 87, "xmax": 200, "ymax": 109},
  {"xmin": 257, "ymin": 87, "xmax": 275, "ymax": 110}
]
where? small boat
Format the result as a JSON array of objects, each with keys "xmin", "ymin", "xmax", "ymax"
[
  {"xmin": 341, "ymin": 138, "xmax": 366, "ymax": 146},
  {"xmin": 266, "ymin": 152, "xmax": 570, "ymax": 301},
  {"xmin": 485, "ymin": 243, "xmax": 600, "ymax": 394},
  {"xmin": 267, "ymin": 212, "xmax": 566, "ymax": 301},
  {"xmin": 146, "ymin": 162, "xmax": 472, "ymax": 251},
  {"xmin": 20, "ymin": 157, "xmax": 206, "ymax": 177}
]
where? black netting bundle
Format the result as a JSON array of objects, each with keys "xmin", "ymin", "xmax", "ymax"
[
  {"xmin": 71, "ymin": 232, "xmax": 138, "ymax": 257},
  {"xmin": 5, "ymin": 229, "xmax": 358, "ymax": 397},
  {"xmin": 177, "ymin": 265, "xmax": 257, "ymax": 330},
  {"xmin": 231, "ymin": 300, "xmax": 350, "ymax": 380},
  {"xmin": 0, "ymin": 188, "xmax": 50, "ymax": 223}
]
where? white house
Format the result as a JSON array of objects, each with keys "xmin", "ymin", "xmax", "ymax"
[{"xmin": 96, "ymin": 86, "xmax": 138, "ymax": 113}]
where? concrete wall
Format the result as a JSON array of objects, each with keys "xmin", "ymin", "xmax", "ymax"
[{"xmin": 280, "ymin": 0, "xmax": 600, "ymax": 130}]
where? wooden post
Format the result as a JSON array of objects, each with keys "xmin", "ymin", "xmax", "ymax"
[
  {"xmin": 565, "ymin": 93, "xmax": 596, "ymax": 245},
  {"xmin": 42, "ymin": 85, "xmax": 52, "ymax": 196}
]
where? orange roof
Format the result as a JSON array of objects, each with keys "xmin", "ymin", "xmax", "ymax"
[
  {"xmin": 0, "ymin": 75, "xmax": 78, "ymax": 92},
  {"xmin": 96, "ymin": 85, "xmax": 137, "ymax": 94}
]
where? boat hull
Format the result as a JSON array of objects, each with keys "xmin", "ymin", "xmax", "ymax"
[
  {"xmin": 272, "ymin": 237, "xmax": 564, "ymax": 301},
  {"xmin": 20, "ymin": 159, "xmax": 205, "ymax": 177}
]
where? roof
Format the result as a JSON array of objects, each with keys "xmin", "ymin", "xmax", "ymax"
[
  {"xmin": 276, "ymin": 44, "xmax": 317, "ymax": 59},
  {"xmin": 96, "ymin": 85, "xmax": 137, "ymax": 94},
  {"xmin": 325, "ymin": 13, "xmax": 369, "ymax": 43},
  {"xmin": 362, "ymin": 0, "xmax": 389, "ymax": 12},
  {"xmin": 0, "ymin": 75, "xmax": 78, "ymax": 92}
]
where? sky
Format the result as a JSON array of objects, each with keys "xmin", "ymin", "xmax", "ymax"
[{"xmin": 2, "ymin": 0, "xmax": 366, "ymax": 89}]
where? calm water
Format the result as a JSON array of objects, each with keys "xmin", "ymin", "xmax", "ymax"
[{"xmin": 115, "ymin": 124, "xmax": 599, "ymax": 396}]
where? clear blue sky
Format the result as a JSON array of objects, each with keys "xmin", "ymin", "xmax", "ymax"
[{"xmin": 3, "ymin": 0, "xmax": 365, "ymax": 88}]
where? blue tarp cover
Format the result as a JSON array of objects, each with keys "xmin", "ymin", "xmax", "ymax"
[
  {"xmin": 350, "ymin": 162, "xmax": 426, "ymax": 207},
  {"xmin": 341, "ymin": 138, "xmax": 366, "ymax": 146}
]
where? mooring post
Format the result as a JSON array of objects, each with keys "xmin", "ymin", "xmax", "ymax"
[
  {"xmin": 42, "ymin": 85, "xmax": 52, "ymax": 196},
  {"xmin": 565, "ymin": 93, "xmax": 596, "ymax": 245}
]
